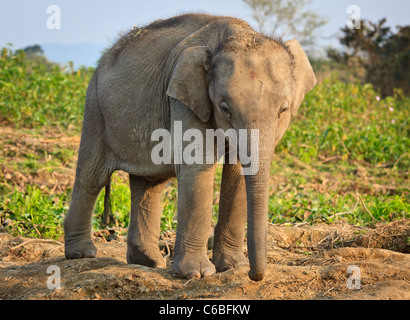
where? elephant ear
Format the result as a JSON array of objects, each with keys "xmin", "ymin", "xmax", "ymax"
[
  {"xmin": 167, "ymin": 46, "xmax": 213, "ymax": 122},
  {"xmin": 284, "ymin": 39, "xmax": 317, "ymax": 116}
]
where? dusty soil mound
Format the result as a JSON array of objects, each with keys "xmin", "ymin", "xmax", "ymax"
[{"xmin": 0, "ymin": 220, "xmax": 409, "ymax": 300}]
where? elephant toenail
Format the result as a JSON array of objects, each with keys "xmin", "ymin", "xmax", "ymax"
[
  {"xmin": 186, "ymin": 271, "xmax": 201, "ymax": 280},
  {"xmin": 203, "ymin": 268, "xmax": 215, "ymax": 277},
  {"xmin": 84, "ymin": 250, "xmax": 96, "ymax": 258},
  {"xmin": 71, "ymin": 252, "xmax": 82, "ymax": 259}
]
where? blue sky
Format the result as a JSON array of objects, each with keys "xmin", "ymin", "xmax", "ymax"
[{"xmin": 1, "ymin": 0, "xmax": 409, "ymax": 67}]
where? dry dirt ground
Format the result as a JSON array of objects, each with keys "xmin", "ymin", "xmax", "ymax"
[{"xmin": 0, "ymin": 220, "xmax": 409, "ymax": 300}]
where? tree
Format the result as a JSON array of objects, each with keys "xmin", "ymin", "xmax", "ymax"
[
  {"xmin": 327, "ymin": 19, "xmax": 410, "ymax": 97},
  {"xmin": 243, "ymin": 0, "xmax": 327, "ymax": 48},
  {"xmin": 23, "ymin": 45, "xmax": 44, "ymax": 55},
  {"xmin": 17, "ymin": 44, "xmax": 58, "ymax": 71}
]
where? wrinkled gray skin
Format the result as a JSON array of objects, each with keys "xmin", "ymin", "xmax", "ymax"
[{"xmin": 64, "ymin": 14, "xmax": 316, "ymax": 281}]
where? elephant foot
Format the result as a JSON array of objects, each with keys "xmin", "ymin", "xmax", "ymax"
[
  {"xmin": 212, "ymin": 249, "xmax": 249, "ymax": 272},
  {"xmin": 65, "ymin": 237, "xmax": 97, "ymax": 259},
  {"xmin": 127, "ymin": 244, "xmax": 166, "ymax": 268},
  {"xmin": 172, "ymin": 253, "xmax": 216, "ymax": 280}
]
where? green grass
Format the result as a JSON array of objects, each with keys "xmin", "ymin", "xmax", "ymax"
[
  {"xmin": 93, "ymin": 173, "xmax": 131, "ymax": 230},
  {"xmin": 1, "ymin": 186, "xmax": 67, "ymax": 240},
  {"xmin": 0, "ymin": 47, "xmax": 408, "ymax": 240},
  {"xmin": 268, "ymin": 182, "xmax": 409, "ymax": 226},
  {"xmin": 0, "ymin": 45, "xmax": 94, "ymax": 130},
  {"xmin": 278, "ymin": 77, "xmax": 409, "ymax": 169}
]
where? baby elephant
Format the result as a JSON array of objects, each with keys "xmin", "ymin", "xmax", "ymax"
[{"xmin": 64, "ymin": 13, "xmax": 316, "ymax": 281}]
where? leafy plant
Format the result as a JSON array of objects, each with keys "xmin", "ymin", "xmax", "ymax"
[
  {"xmin": 0, "ymin": 186, "xmax": 67, "ymax": 240},
  {"xmin": 278, "ymin": 77, "xmax": 410, "ymax": 169},
  {"xmin": 0, "ymin": 45, "xmax": 94, "ymax": 130}
]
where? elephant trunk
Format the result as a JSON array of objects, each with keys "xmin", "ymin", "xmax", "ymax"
[
  {"xmin": 244, "ymin": 163, "xmax": 270, "ymax": 281},
  {"xmin": 241, "ymin": 128, "xmax": 272, "ymax": 281}
]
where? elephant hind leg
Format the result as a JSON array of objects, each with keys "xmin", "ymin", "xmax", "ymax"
[
  {"xmin": 64, "ymin": 85, "xmax": 113, "ymax": 259},
  {"xmin": 64, "ymin": 139, "xmax": 113, "ymax": 259},
  {"xmin": 127, "ymin": 175, "xmax": 168, "ymax": 268},
  {"xmin": 64, "ymin": 183, "xmax": 104, "ymax": 259}
]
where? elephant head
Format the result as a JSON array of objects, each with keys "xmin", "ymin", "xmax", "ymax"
[{"xmin": 167, "ymin": 34, "xmax": 316, "ymax": 281}]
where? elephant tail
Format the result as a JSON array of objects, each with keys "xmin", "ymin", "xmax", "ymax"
[{"xmin": 103, "ymin": 178, "xmax": 111, "ymax": 225}]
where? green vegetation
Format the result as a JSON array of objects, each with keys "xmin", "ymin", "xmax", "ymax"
[
  {"xmin": 0, "ymin": 45, "xmax": 93, "ymax": 130},
  {"xmin": 279, "ymin": 76, "xmax": 409, "ymax": 168},
  {"xmin": 327, "ymin": 19, "xmax": 410, "ymax": 97},
  {"xmin": 2, "ymin": 186, "xmax": 66, "ymax": 240},
  {"xmin": 0, "ymin": 47, "xmax": 408, "ymax": 241}
]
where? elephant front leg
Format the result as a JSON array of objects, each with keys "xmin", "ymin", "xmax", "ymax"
[
  {"xmin": 127, "ymin": 175, "xmax": 168, "ymax": 268},
  {"xmin": 172, "ymin": 165, "xmax": 216, "ymax": 280},
  {"xmin": 212, "ymin": 161, "xmax": 248, "ymax": 272}
]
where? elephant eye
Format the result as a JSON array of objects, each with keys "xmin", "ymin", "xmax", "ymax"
[
  {"xmin": 278, "ymin": 102, "xmax": 289, "ymax": 119},
  {"xmin": 220, "ymin": 102, "xmax": 232, "ymax": 120}
]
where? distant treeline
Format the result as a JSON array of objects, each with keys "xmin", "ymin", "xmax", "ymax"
[{"xmin": 323, "ymin": 18, "xmax": 409, "ymax": 97}]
